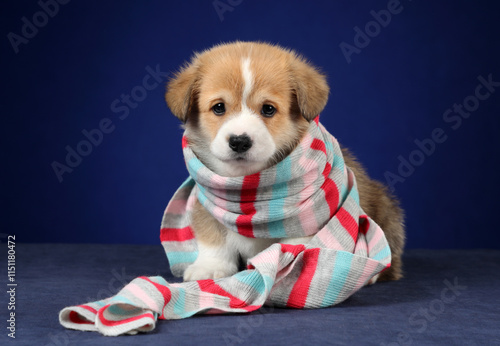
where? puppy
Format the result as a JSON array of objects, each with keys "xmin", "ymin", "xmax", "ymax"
[{"xmin": 165, "ymin": 41, "xmax": 405, "ymax": 283}]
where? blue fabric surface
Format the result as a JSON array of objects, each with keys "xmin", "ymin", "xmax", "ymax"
[{"xmin": 3, "ymin": 244, "xmax": 499, "ymax": 345}]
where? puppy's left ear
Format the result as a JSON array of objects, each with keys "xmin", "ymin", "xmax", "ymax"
[
  {"xmin": 165, "ymin": 58, "xmax": 200, "ymax": 123},
  {"xmin": 289, "ymin": 55, "xmax": 329, "ymax": 121}
]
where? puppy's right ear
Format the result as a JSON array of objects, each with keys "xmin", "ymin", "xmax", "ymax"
[{"xmin": 165, "ymin": 59, "xmax": 200, "ymax": 123}]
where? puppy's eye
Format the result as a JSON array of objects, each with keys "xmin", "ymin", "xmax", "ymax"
[
  {"xmin": 261, "ymin": 104, "xmax": 276, "ymax": 117},
  {"xmin": 212, "ymin": 103, "xmax": 225, "ymax": 116}
]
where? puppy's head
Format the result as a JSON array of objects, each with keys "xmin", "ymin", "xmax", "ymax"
[{"xmin": 166, "ymin": 41, "xmax": 329, "ymax": 177}]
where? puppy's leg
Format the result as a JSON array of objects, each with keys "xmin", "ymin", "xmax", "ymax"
[
  {"xmin": 183, "ymin": 240, "xmax": 239, "ymax": 281},
  {"xmin": 183, "ymin": 200, "xmax": 239, "ymax": 281}
]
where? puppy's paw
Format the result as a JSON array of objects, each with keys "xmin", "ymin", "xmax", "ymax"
[
  {"xmin": 366, "ymin": 274, "xmax": 380, "ymax": 286},
  {"xmin": 183, "ymin": 261, "xmax": 238, "ymax": 281}
]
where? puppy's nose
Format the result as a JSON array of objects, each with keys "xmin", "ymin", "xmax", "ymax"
[{"xmin": 228, "ymin": 134, "xmax": 253, "ymax": 153}]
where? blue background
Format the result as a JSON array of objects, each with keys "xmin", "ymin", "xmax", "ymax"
[{"xmin": 1, "ymin": 0, "xmax": 499, "ymax": 248}]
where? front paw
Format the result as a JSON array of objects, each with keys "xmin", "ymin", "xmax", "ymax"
[
  {"xmin": 183, "ymin": 261, "xmax": 238, "ymax": 281},
  {"xmin": 366, "ymin": 274, "xmax": 380, "ymax": 286}
]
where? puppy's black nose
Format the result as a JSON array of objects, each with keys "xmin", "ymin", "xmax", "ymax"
[{"xmin": 228, "ymin": 134, "xmax": 252, "ymax": 153}]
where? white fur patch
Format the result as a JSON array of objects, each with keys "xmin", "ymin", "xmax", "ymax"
[
  {"xmin": 183, "ymin": 241, "xmax": 239, "ymax": 281},
  {"xmin": 241, "ymin": 58, "xmax": 253, "ymax": 106},
  {"xmin": 184, "ymin": 230, "xmax": 276, "ymax": 281}
]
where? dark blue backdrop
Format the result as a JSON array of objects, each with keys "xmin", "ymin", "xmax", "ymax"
[{"xmin": 2, "ymin": 0, "xmax": 499, "ymax": 248}]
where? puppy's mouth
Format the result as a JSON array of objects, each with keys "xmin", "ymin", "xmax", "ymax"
[
  {"xmin": 218, "ymin": 152, "xmax": 261, "ymax": 164},
  {"xmin": 226, "ymin": 153, "xmax": 251, "ymax": 162}
]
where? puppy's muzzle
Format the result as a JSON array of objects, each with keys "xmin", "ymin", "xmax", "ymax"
[{"xmin": 228, "ymin": 134, "xmax": 252, "ymax": 154}]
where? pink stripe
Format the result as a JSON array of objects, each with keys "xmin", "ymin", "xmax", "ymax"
[
  {"xmin": 367, "ymin": 224, "xmax": 384, "ymax": 250},
  {"xmin": 198, "ymin": 292, "xmax": 216, "ymax": 309},
  {"xmin": 125, "ymin": 283, "xmax": 160, "ymax": 312},
  {"xmin": 165, "ymin": 199, "xmax": 187, "ymax": 215},
  {"xmin": 297, "ymin": 151, "xmax": 320, "ymax": 236},
  {"xmin": 211, "ymin": 205, "xmax": 227, "ymax": 221},
  {"xmin": 185, "ymin": 194, "xmax": 197, "ymax": 212},
  {"xmin": 210, "ymin": 174, "xmax": 228, "ymax": 190},
  {"xmin": 300, "ymin": 164, "xmax": 320, "ymax": 190},
  {"xmin": 354, "ymin": 259, "xmax": 380, "ymax": 288},
  {"xmin": 353, "ymin": 232, "xmax": 368, "ymax": 254},
  {"xmin": 316, "ymin": 227, "xmax": 345, "ymax": 251},
  {"xmin": 298, "ymin": 205, "xmax": 318, "ymax": 236},
  {"xmin": 300, "ymin": 132, "xmax": 314, "ymax": 149},
  {"xmin": 204, "ymin": 176, "xmax": 227, "ymax": 219}
]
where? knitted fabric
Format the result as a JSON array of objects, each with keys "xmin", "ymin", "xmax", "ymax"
[{"xmin": 59, "ymin": 117, "xmax": 391, "ymax": 336}]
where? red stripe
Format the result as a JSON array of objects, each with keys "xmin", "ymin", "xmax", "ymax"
[
  {"xmin": 359, "ymin": 215, "xmax": 370, "ymax": 235},
  {"xmin": 68, "ymin": 311, "xmax": 93, "ymax": 324},
  {"xmin": 240, "ymin": 172, "xmax": 261, "ymax": 191},
  {"xmin": 320, "ymin": 162, "xmax": 339, "ymax": 217},
  {"xmin": 311, "ymin": 139, "xmax": 340, "ymax": 216},
  {"xmin": 286, "ymin": 248, "xmax": 321, "ymax": 308},
  {"xmin": 98, "ymin": 304, "xmax": 155, "ymax": 327},
  {"xmin": 139, "ymin": 277, "xmax": 172, "ymax": 303},
  {"xmin": 236, "ymin": 173, "xmax": 260, "ymax": 238},
  {"xmin": 139, "ymin": 277, "xmax": 172, "ymax": 319},
  {"xmin": 280, "ymin": 244, "xmax": 306, "ymax": 256},
  {"xmin": 313, "ymin": 116, "xmax": 320, "ymax": 124},
  {"xmin": 160, "ymin": 226, "xmax": 195, "ymax": 242},
  {"xmin": 80, "ymin": 305, "xmax": 97, "ymax": 314},
  {"xmin": 197, "ymin": 279, "xmax": 260, "ymax": 311},
  {"xmin": 337, "ymin": 207, "xmax": 358, "ymax": 242},
  {"xmin": 182, "ymin": 136, "xmax": 188, "ymax": 148},
  {"xmin": 310, "ymin": 138, "xmax": 326, "ymax": 153}
]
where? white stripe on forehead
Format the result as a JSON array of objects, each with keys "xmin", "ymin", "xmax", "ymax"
[{"xmin": 241, "ymin": 58, "xmax": 253, "ymax": 107}]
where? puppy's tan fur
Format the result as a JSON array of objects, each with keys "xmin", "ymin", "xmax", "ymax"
[{"xmin": 166, "ymin": 41, "xmax": 405, "ymax": 281}]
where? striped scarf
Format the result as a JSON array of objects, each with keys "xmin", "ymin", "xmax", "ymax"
[{"xmin": 59, "ymin": 118, "xmax": 391, "ymax": 336}]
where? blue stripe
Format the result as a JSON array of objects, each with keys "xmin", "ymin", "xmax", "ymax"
[
  {"xmin": 275, "ymin": 156, "xmax": 292, "ymax": 184},
  {"xmin": 267, "ymin": 157, "xmax": 291, "ymax": 237},
  {"xmin": 166, "ymin": 251, "xmax": 198, "ymax": 266},
  {"xmin": 262, "ymin": 274, "xmax": 274, "ymax": 293},
  {"xmin": 234, "ymin": 271, "xmax": 267, "ymax": 295},
  {"xmin": 349, "ymin": 184, "xmax": 359, "ymax": 205},
  {"xmin": 110, "ymin": 295, "xmax": 135, "ymax": 306},
  {"xmin": 372, "ymin": 245, "xmax": 391, "ymax": 261},
  {"xmin": 333, "ymin": 151, "xmax": 345, "ymax": 177},
  {"xmin": 149, "ymin": 276, "xmax": 169, "ymax": 286},
  {"xmin": 321, "ymin": 251, "xmax": 353, "ymax": 307},
  {"xmin": 197, "ymin": 185, "xmax": 208, "ymax": 205},
  {"xmin": 324, "ymin": 140, "xmax": 334, "ymax": 154},
  {"xmin": 92, "ymin": 300, "xmax": 106, "ymax": 308},
  {"xmin": 173, "ymin": 287, "xmax": 189, "ymax": 318},
  {"xmin": 107, "ymin": 295, "xmax": 138, "ymax": 316},
  {"xmin": 187, "ymin": 158, "xmax": 203, "ymax": 180},
  {"xmin": 267, "ymin": 220, "xmax": 287, "ymax": 238}
]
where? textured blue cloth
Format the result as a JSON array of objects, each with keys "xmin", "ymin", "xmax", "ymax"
[{"xmin": 7, "ymin": 244, "xmax": 500, "ymax": 345}]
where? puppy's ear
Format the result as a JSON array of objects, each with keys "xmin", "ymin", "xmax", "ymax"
[
  {"xmin": 289, "ymin": 55, "xmax": 329, "ymax": 121},
  {"xmin": 165, "ymin": 59, "xmax": 200, "ymax": 122}
]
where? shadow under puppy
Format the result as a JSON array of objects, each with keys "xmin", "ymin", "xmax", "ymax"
[{"xmin": 165, "ymin": 41, "xmax": 405, "ymax": 283}]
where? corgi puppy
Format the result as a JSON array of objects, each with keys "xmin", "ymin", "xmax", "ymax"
[{"xmin": 165, "ymin": 41, "xmax": 405, "ymax": 283}]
